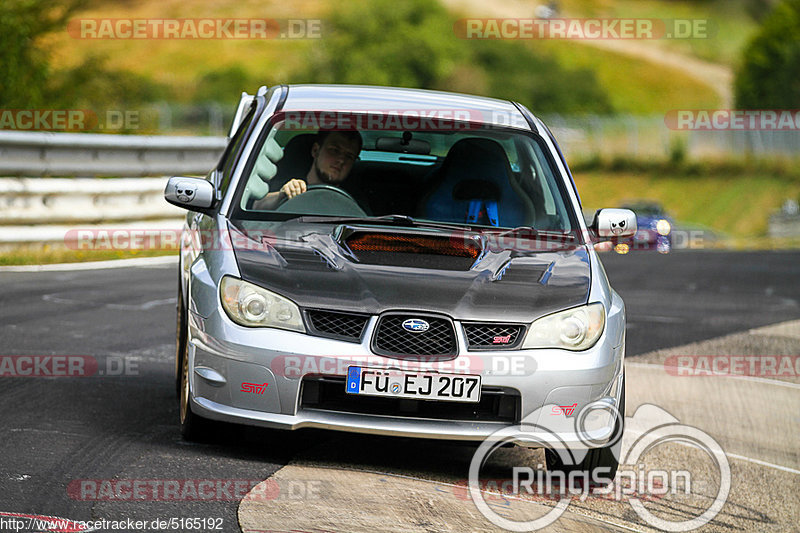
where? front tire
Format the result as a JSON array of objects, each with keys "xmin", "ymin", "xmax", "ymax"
[
  {"xmin": 175, "ymin": 282, "xmax": 187, "ymax": 398},
  {"xmin": 177, "ymin": 288, "xmax": 212, "ymax": 441}
]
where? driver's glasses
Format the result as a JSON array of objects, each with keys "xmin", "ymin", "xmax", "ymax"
[{"xmin": 324, "ymin": 144, "xmax": 358, "ymax": 164}]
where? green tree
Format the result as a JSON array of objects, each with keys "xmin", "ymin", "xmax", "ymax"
[
  {"xmin": 297, "ymin": 0, "xmax": 612, "ymax": 114},
  {"xmin": 50, "ymin": 55, "xmax": 169, "ymax": 110},
  {"xmin": 0, "ymin": 0, "xmax": 85, "ymax": 107},
  {"xmin": 300, "ymin": 0, "xmax": 467, "ymax": 88},
  {"xmin": 192, "ymin": 66, "xmax": 255, "ymax": 106},
  {"xmin": 735, "ymin": 0, "xmax": 800, "ymax": 108},
  {"xmin": 471, "ymin": 41, "xmax": 613, "ymax": 114}
]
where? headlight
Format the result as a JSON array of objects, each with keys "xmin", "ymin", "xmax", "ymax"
[
  {"xmin": 219, "ymin": 276, "xmax": 305, "ymax": 332},
  {"xmin": 656, "ymin": 219, "xmax": 671, "ymax": 236},
  {"xmin": 521, "ymin": 303, "xmax": 605, "ymax": 351}
]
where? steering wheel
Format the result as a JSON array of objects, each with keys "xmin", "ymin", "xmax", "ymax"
[
  {"xmin": 277, "ymin": 184, "xmax": 358, "ymax": 206},
  {"xmin": 275, "ymin": 183, "xmax": 366, "ymax": 217}
]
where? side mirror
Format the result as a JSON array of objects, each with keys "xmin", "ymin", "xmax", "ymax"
[
  {"xmin": 164, "ymin": 176, "xmax": 215, "ymax": 213},
  {"xmin": 592, "ymin": 208, "xmax": 637, "ymax": 239}
]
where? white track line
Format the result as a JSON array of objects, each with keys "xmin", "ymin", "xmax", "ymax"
[
  {"xmin": 624, "ymin": 428, "xmax": 800, "ymax": 475},
  {"xmin": 724, "ymin": 453, "xmax": 800, "ymax": 475},
  {"xmin": 0, "ymin": 255, "xmax": 177, "ymax": 272},
  {"xmin": 627, "ymin": 363, "xmax": 800, "ymax": 475}
]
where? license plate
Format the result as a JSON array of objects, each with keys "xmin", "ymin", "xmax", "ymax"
[{"xmin": 345, "ymin": 366, "xmax": 481, "ymax": 402}]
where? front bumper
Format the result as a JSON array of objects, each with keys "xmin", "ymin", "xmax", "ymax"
[{"xmin": 186, "ymin": 302, "xmax": 625, "ymax": 449}]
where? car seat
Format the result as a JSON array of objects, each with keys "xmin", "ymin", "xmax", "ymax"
[
  {"xmin": 274, "ymin": 133, "xmax": 316, "ymax": 183},
  {"xmin": 420, "ymin": 138, "xmax": 533, "ymax": 227}
]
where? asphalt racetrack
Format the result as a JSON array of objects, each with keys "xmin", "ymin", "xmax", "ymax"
[{"xmin": 1, "ymin": 250, "xmax": 798, "ymax": 532}]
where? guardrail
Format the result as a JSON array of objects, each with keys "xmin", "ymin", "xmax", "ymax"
[
  {"xmin": 0, "ymin": 177, "xmax": 184, "ymax": 225},
  {"xmin": 0, "ymin": 131, "xmax": 227, "ymax": 245},
  {"xmin": 0, "ymin": 175, "xmax": 191, "ymax": 246},
  {"xmin": 0, "ymin": 130, "xmax": 226, "ymax": 177}
]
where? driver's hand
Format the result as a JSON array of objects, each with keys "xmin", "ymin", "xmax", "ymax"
[{"xmin": 280, "ymin": 179, "xmax": 307, "ymax": 200}]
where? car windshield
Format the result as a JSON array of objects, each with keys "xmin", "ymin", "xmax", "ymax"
[{"xmin": 229, "ymin": 117, "xmax": 578, "ymax": 236}]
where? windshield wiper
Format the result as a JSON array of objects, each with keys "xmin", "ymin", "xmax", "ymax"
[
  {"xmin": 483, "ymin": 226, "xmax": 579, "ymax": 248},
  {"xmin": 488, "ymin": 226, "xmax": 574, "ymax": 239},
  {"xmin": 296, "ymin": 214, "xmax": 475, "ymax": 232}
]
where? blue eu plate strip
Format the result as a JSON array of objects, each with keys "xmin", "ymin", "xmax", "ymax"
[{"xmin": 346, "ymin": 366, "xmax": 362, "ymax": 393}]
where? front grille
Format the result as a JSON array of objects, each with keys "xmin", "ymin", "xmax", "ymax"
[
  {"xmin": 301, "ymin": 376, "xmax": 520, "ymax": 423},
  {"xmin": 306, "ymin": 310, "xmax": 369, "ymax": 342},
  {"xmin": 372, "ymin": 314, "xmax": 457, "ymax": 356},
  {"xmin": 463, "ymin": 324, "xmax": 525, "ymax": 350}
]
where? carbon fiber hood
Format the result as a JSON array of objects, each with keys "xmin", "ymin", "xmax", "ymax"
[{"xmin": 231, "ymin": 222, "xmax": 590, "ymax": 323}]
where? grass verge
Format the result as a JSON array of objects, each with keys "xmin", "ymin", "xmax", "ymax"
[
  {"xmin": 573, "ymin": 165, "xmax": 800, "ymax": 239},
  {"xmin": 0, "ymin": 245, "xmax": 177, "ymax": 266}
]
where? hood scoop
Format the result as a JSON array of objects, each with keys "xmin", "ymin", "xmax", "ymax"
[
  {"xmin": 275, "ymin": 246, "xmax": 337, "ymax": 271},
  {"xmin": 340, "ymin": 226, "xmax": 483, "ymax": 271}
]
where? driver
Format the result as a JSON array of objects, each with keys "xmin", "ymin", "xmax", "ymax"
[{"xmin": 253, "ymin": 129, "xmax": 363, "ymax": 210}]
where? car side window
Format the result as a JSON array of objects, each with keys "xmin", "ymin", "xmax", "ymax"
[{"xmin": 217, "ymin": 106, "xmax": 257, "ymax": 198}]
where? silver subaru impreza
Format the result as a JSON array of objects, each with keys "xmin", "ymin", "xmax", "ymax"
[{"xmin": 165, "ymin": 84, "xmax": 636, "ymax": 476}]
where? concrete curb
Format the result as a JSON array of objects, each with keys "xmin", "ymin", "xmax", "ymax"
[
  {"xmin": 238, "ymin": 464, "xmax": 630, "ymax": 533},
  {"xmin": 237, "ymin": 320, "xmax": 800, "ymax": 532}
]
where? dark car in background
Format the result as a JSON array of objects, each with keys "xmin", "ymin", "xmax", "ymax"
[{"xmin": 619, "ymin": 201, "xmax": 673, "ymax": 253}]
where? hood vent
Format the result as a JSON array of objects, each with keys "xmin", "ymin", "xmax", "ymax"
[
  {"xmin": 276, "ymin": 247, "xmax": 336, "ymax": 271},
  {"xmin": 343, "ymin": 230, "xmax": 482, "ymax": 271}
]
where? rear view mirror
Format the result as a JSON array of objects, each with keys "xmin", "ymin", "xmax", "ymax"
[
  {"xmin": 375, "ymin": 136, "xmax": 431, "ymax": 154},
  {"xmin": 164, "ymin": 176, "xmax": 215, "ymax": 212},
  {"xmin": 592, "ymin": 208, "xmax": 637, "ymax": 239}
]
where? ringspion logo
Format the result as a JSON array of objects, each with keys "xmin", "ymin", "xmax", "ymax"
[{"xmin": 469, "ymin": 404, "xmax": 730, "ymax": 531}]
